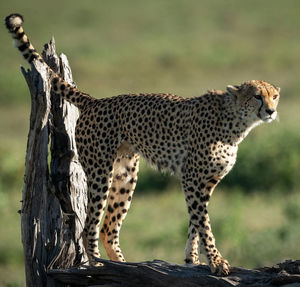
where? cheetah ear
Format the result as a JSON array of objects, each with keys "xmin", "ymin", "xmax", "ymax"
[
  {"xmin": 226, "ymin": 85, "xmax": 240, "ymax": 96},
  {"xmin": 276, "ymin": 86, "xmax": 280, "ymax": 93}
]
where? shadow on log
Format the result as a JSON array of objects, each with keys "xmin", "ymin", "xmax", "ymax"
[
  {"xmin": 48, "ymin": 259, "xmax": 300, "ymax": 287},
  {"xmin": 19, "ymin": 38, "xmax": 300, "ymax": 287}
]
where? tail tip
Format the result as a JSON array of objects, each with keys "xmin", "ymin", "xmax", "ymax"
[{"xmin": 5, "ymin": 13, "xmax": 24, "ymax": 31}]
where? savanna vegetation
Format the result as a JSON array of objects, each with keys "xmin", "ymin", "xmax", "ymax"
[{"xmin": 0, "ymin": 0, "xmax": 299, "ymax": 286}]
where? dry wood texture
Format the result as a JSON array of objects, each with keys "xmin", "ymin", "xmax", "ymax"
[
  {"xmin": 48, "ymin": 259, "xmax": 300, "ymax": 287},
  {"xmin": 21, "ymin": 38, "xmax": 88, "ymax": 287}
]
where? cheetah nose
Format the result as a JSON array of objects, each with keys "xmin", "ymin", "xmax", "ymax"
[{"xmin": 266, "ymin": 108, "xmax": 275, "ymax": 115}]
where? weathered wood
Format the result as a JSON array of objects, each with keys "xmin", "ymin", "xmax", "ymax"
[
  {"xmin": 21, "ymin": 38, "xmax": 88, "ymax": 287},
  {"xmin": 48, "ymin": 259, "xmax": 300, "ymax": 287}
]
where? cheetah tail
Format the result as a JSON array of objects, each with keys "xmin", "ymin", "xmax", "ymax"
[{"xmin": 5, "ymin": 13, "xmax": 94, "ymax": 110}]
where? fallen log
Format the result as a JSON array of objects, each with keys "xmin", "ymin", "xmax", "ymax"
[{"xmin": 48, "ymin": 259, "xmax": 300, "ymax": 287}]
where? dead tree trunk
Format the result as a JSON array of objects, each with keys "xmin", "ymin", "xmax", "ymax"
[{"xmin": 21, "ymin": 38, "xmax": 88, "ymax": 287}]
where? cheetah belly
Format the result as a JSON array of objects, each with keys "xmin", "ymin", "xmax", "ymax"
[{"xmin": 128, "ymin": 137, "xmax": 188, "ymax": 175}]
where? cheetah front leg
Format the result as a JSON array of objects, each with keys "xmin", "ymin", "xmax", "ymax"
[{"xmin": 181, "ymin": 171, "xmax": 230, "ymax": 275}]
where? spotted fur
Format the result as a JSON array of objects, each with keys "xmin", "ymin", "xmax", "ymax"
[{"xmin": 5, "ymin": 14, "xmax": 280, "ymax": 275}]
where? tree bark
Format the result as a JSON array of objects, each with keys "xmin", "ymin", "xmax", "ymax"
[
  {"xmin": 48, "ymin": 259, "xmax": 300, "ymax": 287},
  {"xmin": 21, "ymin": 38, "xmax": 88, "ymax": 287}
]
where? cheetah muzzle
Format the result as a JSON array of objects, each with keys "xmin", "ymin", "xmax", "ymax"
[{"xmin": 5, "ymin": 13, "xmax": 280, "ymax": 276}]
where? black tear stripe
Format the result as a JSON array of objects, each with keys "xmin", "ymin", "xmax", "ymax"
[{"xmin": 257, "ymin": 97, "xmax": 264, "ymax": 119}]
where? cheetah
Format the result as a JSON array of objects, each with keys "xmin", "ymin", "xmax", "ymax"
[{"xmin": 5, "ymin": 13, "xmax": 280, "ymax": 275}]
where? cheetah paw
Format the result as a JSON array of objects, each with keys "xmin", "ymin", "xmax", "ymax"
[
  {"xmin": 210, "ymin": 258, "xmax": 230, "ymax": 276},
  {"xmin": 184, "ymin": 258, "xmax": 201, "ymax": 266},
  {"xmin": 89, "ymin": 256, "xmax": 104, "ymax": 267}
]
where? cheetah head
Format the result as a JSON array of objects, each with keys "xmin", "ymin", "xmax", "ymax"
[{"xmin": 226, "ymin": 80, "xmax": 280, "ymax": 123}]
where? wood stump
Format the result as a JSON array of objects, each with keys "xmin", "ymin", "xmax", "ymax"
[{"xmin": 21, "ymin": 38, "xmax": 88, "ymax": 287}]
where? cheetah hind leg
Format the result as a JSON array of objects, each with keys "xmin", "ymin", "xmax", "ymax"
[
  {"xmin": 82, "ymin": 153, "xmax": 116, "ymax": 267},
  {"xmin": 185, "ymin": 221, "xmax": 208, "ymax": 266},
  {"xmin": 185, "ymin": 222, "xmax": 201, "ymax": 265},
  {"xmin": 100, "ymin": 146, "xmax": 139, "ymax": 262}
]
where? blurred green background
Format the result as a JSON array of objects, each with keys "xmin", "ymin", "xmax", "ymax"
[{"xmin": 1, "ymin": 0, "xmax": 300, "ymax": 286}]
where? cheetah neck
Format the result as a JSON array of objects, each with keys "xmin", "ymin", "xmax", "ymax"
[
  {"xmin": 232, "ymin": 119, "xmax": 262, "ymax": 145},
  {"xmin": 221, "ymin": 93, "xmax": 263, "ymax": 145}
]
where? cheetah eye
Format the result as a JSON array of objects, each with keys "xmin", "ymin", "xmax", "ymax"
[
  {"xmin": 254, "ymin": 94, "xmax": 262, "ymax": 100},
  {"xmin": 273, "ymin": 94, "xmax": 279, "ymax": 100}
]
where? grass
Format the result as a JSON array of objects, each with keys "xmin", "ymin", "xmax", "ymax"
[
  {"xmin": 1, "ymin": 0, "xmax": 300, "ymax": 103},
  {"xmin": 0, "ymin": 0, "xmax": 300, "ymax": 286}
]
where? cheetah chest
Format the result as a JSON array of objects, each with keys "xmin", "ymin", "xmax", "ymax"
[{"xmin": 208, "ymin": 142, "xmax": 238, "ymax": 178}]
